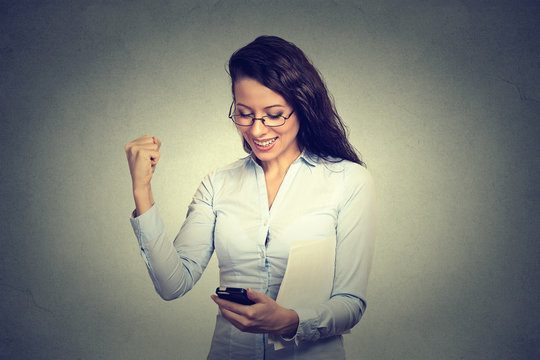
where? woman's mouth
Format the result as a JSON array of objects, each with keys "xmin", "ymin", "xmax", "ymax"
[{"xmin": 253, "ymin": 137, "xmax": 278, "ymax": 151}]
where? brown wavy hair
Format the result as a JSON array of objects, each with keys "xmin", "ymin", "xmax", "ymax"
[{"xmin": 228, "ymin": 35, "xmax": 364, "ymax": 166}]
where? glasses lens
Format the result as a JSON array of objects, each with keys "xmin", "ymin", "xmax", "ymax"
[
  {"xmin": 232, "ymin": 114, "xmax": 253, "ymax": 126},
  {"xmin": 262, "ymin": 116, "xmax": 285, "ymax": 127}
]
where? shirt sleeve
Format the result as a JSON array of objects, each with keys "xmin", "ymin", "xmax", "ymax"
[
  {"xmin": 290, "ymin": 164, "xmax": 376, "ymax": 343},
  {"xmin": 129, "ymin": 173, "xmax": 216, "ymax": 301}
]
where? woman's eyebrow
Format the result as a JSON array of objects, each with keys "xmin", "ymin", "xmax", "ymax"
[
  {"xmin": 236, "ymin": 103, "xmax": 285, "ymax": 110},
  {"xmin": 236, "ymin": 103, "xmax": 251, "ymax": 110},
  {"xmin": 264, "ymin": 104, "xmax": 285, "ymax": 110}
]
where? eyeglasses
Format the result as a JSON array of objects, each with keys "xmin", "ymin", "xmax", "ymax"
[{"xmin": 228, "ymin": 102, "xmax": 295, "ymax": 127}]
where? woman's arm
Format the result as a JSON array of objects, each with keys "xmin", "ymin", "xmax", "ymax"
[
  {"xmin": 292, "ymin": 164, "xmax": 376, "ymax": 342},
  {"xmin": 130, "ymin": 183, "xmax": 216, "ymax": 301},
  {"xmin": 126, "ymin": 135, "xmax": 216, "ymax": 300}
]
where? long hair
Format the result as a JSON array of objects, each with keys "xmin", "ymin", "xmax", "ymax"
[{"xmin": 228, "ymin": 35, "xmax": 364, "ymax": 166}]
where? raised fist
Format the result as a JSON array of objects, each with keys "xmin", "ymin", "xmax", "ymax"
[{"xmin": 125, "ymin": 134, "xmax": 161, "ymax": 189}]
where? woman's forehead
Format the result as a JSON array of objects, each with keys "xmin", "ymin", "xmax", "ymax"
[{"xmin": 234, "ymin": 78, "xmax": 288, "ymax": 108}]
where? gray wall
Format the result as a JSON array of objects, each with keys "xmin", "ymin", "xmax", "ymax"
[{"xmin": 1, "ymin": 1, "xmax": 539, "ymax": 359}]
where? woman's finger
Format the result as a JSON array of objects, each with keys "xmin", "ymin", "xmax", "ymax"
[
  {"xmin": 245, "ymin": 288, "xmax": 267, "ymax": 303},
  {"xmin": 134, "ymin": 134, "xmax": 154, "ymax": 144},
  {"xmin": 211, "ymin": 295, "xmax": 251, "ymax": 316},
  {"xmin": 152, "ymin": 136, "xmax": 162, "ymax": 150},
  {"xmin": 126, "ymin": 135, "xmax": 155, "ymax": 152},
  {"xmin": 149, "ymin": 150, "xmax": 160, "ymax": 159},
  {"xmin": 150, "ymin": 151, "xmax": 160, "ymax": 166},
  {"xmin": 128, "ymin": 143, "xmax": 159, "ymax": 158}
]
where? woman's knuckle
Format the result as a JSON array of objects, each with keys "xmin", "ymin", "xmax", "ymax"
[
  {"xmin": 245, "ymin": 309, "xmax": 255, "ymax": 320},
  {"xmin": 239, "ymin": 318, "xmax": 250, "ymax": 328}
]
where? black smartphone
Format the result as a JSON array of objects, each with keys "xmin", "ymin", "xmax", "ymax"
[{"xmin": 215, "ymin": 287, "xmax": 255, "ymax": 305}]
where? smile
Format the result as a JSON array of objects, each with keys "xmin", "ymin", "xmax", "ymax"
[{"xmin": 253, "ymin": 137, "xmax": 278, "ymax": 147}]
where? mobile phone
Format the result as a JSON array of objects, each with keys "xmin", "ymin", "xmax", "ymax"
[{"xmin": 215, "ymin": 287, "xmax": 255, "ymax": 305}]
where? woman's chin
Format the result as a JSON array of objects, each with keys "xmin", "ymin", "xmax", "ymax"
[{"xmin": 253, "ymin": 151, "xmax": 274, "ymax": 162}]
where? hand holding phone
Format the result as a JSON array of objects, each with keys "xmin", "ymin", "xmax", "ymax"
[{"xmin": 215, "ymin": 287, "xmax": 255, "ymax": 305}]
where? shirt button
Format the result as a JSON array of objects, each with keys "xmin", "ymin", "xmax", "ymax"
[
  {"xmin": 264, "ymin": 220, "xmax": 268, "ymax": 226},
  {"xmin": 260, "ymin": 251, "xmax": 265, "ymax": 258}
]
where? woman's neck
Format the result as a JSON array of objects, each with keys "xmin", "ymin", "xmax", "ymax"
[{"xmin": 258, "ymin": 148, "xmax": 301, "ymax": 177}]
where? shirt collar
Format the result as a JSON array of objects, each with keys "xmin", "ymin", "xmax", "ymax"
[
  {"xmin": 298, "ymin": 150, "xmax": 318, "ymax": 167},
  {"xmin": 246, "ymin": 150, "xmax": 318, "ymax": 168}
]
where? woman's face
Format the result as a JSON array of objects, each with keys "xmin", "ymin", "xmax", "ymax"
[{"xmin": 233, "ymin": 78, "xmax": 300, "ymax": 166}]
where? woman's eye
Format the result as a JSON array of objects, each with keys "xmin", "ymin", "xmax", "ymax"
[
  {"xmin": 238, "ymin": 113, "xmax": 252, "ymax": 118},
  {"xmin": 267, "ymin": 114, "xmax": 283, "ymax": 119}
]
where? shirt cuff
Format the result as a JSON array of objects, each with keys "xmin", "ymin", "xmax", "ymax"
[
  {"xmin": 289, "ymin": 307, "xmax": 320, "ymax": 344},
  {"xmin": 129, "ymin": 204, "xmax": 164, "ymax": 248}
]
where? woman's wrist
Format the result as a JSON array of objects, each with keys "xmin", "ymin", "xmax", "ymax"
[
  {"xmin": 276, "ymin": 309, "xmax": 299, "ymax": 337},
  {"xmin": 133, "ymin": 184, "xmax": 154, "ymax": 216}
]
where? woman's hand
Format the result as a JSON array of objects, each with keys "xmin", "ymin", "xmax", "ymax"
[
  {"xmin": 125, "ymin": 135, "xmax": 162, "ymax": 216},
  {"xmin": 211, "ymin": 288, "xmax": 299, "ymax": 336},
  {"xmin": 125, "ymin": 135, "xmax": 162, "ymax": 188}
]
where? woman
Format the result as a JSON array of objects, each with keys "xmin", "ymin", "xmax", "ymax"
[{"xmin": 125, "ymin": 36, "xmax": 375, "ymax": 359}]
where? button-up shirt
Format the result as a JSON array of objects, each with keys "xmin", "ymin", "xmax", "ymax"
[{"xmin": 130, "ymin": 152, "xmax": 376, "ymax": 359}]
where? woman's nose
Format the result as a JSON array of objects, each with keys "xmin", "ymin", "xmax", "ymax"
[{"xmin": 249, "ymin": 118, "xmax": 267, "ymax": 137}]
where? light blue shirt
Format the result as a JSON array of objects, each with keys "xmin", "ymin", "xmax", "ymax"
[{"xmin": 130, "ymin": 152, "xmax": 376, "ymax": 359}]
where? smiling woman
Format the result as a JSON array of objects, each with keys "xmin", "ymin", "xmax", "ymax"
[
  {"xmin": 233, "ymin": 78, "xmax": 300, "ymax": 163},
  {"xmin": 124, "ymin": 36, "xmax": 376, "ymax": 359},
  {"xmin": 232, "ymin": 78, "xmax": 301, "ymax": 207}
]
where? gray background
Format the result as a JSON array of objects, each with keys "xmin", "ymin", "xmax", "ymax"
[{"xmin": 1, "ymin": 0, "xmax": 539, "ymax": 359}]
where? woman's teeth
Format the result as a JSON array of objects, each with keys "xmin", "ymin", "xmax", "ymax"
[{"xmin": 254, "ymin": 138, "xmax": 277, "ymax": 146}]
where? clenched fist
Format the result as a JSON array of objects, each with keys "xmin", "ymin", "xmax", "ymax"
[
  {"xmin": 125, "ymin": 135, "xmax": 162, "ymax": 188},
  {"xmin": 125, "ymin": 135, "xmax": 162, "ymax": 216}
]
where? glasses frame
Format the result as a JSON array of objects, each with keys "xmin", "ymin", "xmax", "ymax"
[{"xmin": 228, "ymin": 102, "xmax": 295, "ymax": 127}]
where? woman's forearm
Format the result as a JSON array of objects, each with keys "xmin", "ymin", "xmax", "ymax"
[{"xmin": 133, "ymin": 184, "xmax": 154, "ymax": 216}]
